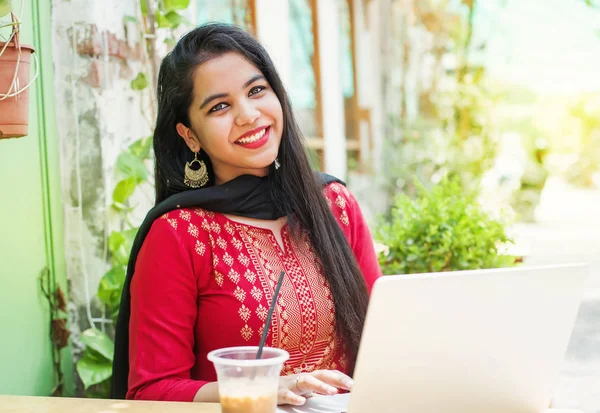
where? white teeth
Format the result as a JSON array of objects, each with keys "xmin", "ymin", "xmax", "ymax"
[{"xmin": 237, "ymin": 128, "xmax": 267, "ymax": 144}]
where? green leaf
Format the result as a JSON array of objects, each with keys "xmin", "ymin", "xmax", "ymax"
[
  {"xmin": 107, "ymin": 229, "xmax": 137, "ymax": 266},
  {"xmin": 123, "ymin": 15, "xmax": 137, "ymax": 24},
  {"xmin": 76, "ymin": 350, "xmax": 113, "ymax": 389},
  {"xmin": 122, "ymin": 227, "xmax": 138, "ymax": 246},
  {"xmin": 108, "ymin": 231, "xmax": 126, "ymax": 253},
  {"xmin": 164, "ymin": 38, "xmax": 177, "ymax": 47},
  {"xmin": 164, "ymin": 0, "xmax": 190, "ymax": 11},
  {"xmin": 0, "ymin": 0, "xmax": 11, "ymax": 18},
  {"xmin": 155, "ymin": 11, "xmax": 171, "ymax": 28},
  {"xmin": 98, "ymin": 266, "xmax": 126, "ymax": 307},
  {"xmin": 130, "ymin": 72, "xmax": 148, "ymax": 91},
  {"xmin": 165, "ymin": 11, "xmax": 185, "ymax": 28},
  {"xmin": 112, "ymin": 177, "xmax": 138, "ymax": 205},
  {"xmin": 129, "ymin": 136, "xmax": 153, "ymax": 159},
  {"xmin": 83, "ymin": 378, "xmax": 111, "ymax": 399},
  {"xmin": 80, "ymin": 328, "xmax": 114, "ymax": 362},
  {"xmin": 140, "ymin": 0, "xmax": 148, "ymax": 16},
  {"xmin": 111, "ymin": 202, "xmax": 135, "ymax": 213},
  {"xmin": 156, "ymin": 11, "xmax": 186, "ymax": 29},
  {"xmin": 116, "ymin": 151, "xmax": 148, "ymax": 181},
  {"xmin": 108, "ymin": 229, "xmax": 136, "ymax": 251}
]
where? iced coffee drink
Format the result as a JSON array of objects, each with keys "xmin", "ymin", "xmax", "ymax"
[
  {"xmin": 208, "ymin": 346, "xmax": 289, "ymax": 413},
  {"xmin": 219, "ymin": 378, "xmax": 278, "ymax": 413}
]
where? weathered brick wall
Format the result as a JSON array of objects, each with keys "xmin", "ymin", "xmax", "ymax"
[{"xmin": 51, "ymin": 0, "xmax": 152, "ymax": 344}]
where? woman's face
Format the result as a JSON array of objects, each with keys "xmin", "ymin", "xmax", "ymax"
[{"xmin": 176, "ymin": 52, "xmax": 284, "ymax": 184}]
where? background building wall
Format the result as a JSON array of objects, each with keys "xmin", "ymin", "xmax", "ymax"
[
  {"xmin": 317, "ymin": 0, "xmax": 348, "ymax": 181},
  {"xmin": 51, "ymin": 0, "xmax": 152, "ymax": 349},
  {"xmin": 346, "ymin": 0, "xmax": 388, "ymax": 223}
]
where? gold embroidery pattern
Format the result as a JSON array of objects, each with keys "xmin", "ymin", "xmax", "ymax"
[
  {"xmin": 210, "ymin": 221, "xmax": 221, "ymax": 234},
  {"xmin": 233, "ymin": 286, "xmax": 246, "ymax": 302},
  {"xmin": 228, "ymin": 268, "xmax": 240, "ymax": 284},
  {"xmin": 216, "ymin": 237, "xmax": 227, "ymax": 250},
  {"xmin": 284, "ymin": 229, "xmax": 337, "ymax": 374},
  {"xmin": 256, "ymin": 304, "xmax": 268, "ymax": 321},
  {"xmin": 242, "ymin": 224, "xmax": 337, "ymax": 376},
  {"xmin": 195, "ymin": 240, "xmax": 206, "ymax": 256},
  {"xmin": 241, "ymin": 226, "xmax": 279, "ymax": 347},
  {"xmin": 223, "ymin": 252, "xmax": 234, "ymax": 267},
  {"xmin": 188, "ymin": 223, "xmax": 199, "ymax": 238},
  {"xmin": 193, "ymin": 214, "xmax": 343, "ymax": 374},
  {"xmin": 244, "ymin": 268, "xmax": 257, "ymax": 284},
  {"xmin": 250, "ymin": 286, "xmax": 263, "ymax": 302},
  {"xmin": 239, "ymin": 305, "xmax": 251, "ymax": 322},
  {"xmin": 241, "ymin": 324, "xmax": 253, "ymax": 341},
  {"xmin": 325, "ymin": 183, "xmax": 351, "ymax": 228},
  {"xmin": 232, "ymin": 238, "xmax": 243, "ymax": 251},
  {"xmin": 238, "ymin": 252, "xmax": 250, "ymax": 267},
  {"xmin": 167, "ymin": 218, "xmax": 178, "ymax": 230},
  {"xmin": 340, "ymin": 210, "xmax": 350, "ymax": 226},
  {"xmin": 282, "ymin": 249, "xmax": 318, "ymax": 355},
  {"xmin": 180, "ymin": 210, "xmax": 192, "ymax": 222},
  {"xmin": 215, "ymin": 271, "xmax": 224, "ymax": 287}
]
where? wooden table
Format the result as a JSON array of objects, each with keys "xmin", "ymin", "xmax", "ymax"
[
  {"xmin": 0, "ymin": 395, "xmax": 585, "ymax": 413},
  {"xmin": 0, "ymin": 396, "xmax": 221, "ymax": 413}
]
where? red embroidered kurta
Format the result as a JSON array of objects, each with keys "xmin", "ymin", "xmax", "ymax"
[{"xmin": 127, "ymin": 182, "xmax": 381, "ymax": 401}]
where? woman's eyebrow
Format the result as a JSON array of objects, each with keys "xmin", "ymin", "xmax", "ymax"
[
  {"xmin": 199, "ymin": 74, "xmax": 266, "ymax": 110},
  {"xmin": 243, "ymin": 74, "xmax": 265, "ymax": 88}
]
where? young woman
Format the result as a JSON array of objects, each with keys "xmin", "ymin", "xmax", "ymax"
[{"xmin": 111, "ymin": 23, "xmax": 381, "ymax": 406}]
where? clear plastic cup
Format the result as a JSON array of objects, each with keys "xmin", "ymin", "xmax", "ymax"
[{"xmin": 207, "ymin": 346, "xmax": 289, "ymax": 413}]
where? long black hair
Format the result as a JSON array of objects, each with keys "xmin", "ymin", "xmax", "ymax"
[{"xmin": 153, "ymin": 23, "xmax": 369, "ymax": 363}]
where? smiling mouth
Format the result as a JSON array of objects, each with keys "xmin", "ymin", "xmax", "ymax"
[{"xmin": 235, "ymin": 127, "xmax": 268, "ymax": 144}]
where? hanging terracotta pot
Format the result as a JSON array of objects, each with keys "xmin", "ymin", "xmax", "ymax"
[{"xmin": 0, "ymin": 26, "xmax": 36, "ymax": 139}]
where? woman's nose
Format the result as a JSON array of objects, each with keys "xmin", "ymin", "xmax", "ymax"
[{"xmin": 235, "ymin": 101, "xmax": 260, "ymax": 126}]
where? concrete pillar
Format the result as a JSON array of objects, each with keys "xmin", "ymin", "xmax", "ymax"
[
  {"xmin": 316, "ymin": 0, "xmax": 347, "ymax": 180},
  {"xmin": 254, "ymin": 0, "xmax": 292, "ymax": 92},
  {"xmin": 354, "ymin": 0, "xmax": 383, "ymax": 174}
]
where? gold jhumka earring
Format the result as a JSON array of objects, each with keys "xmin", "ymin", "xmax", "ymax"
[{"xmin": 184, "ymin": 152, "xmax": 209, "ymax": 188}]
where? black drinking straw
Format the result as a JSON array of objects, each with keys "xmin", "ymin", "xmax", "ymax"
[{"xmin": 256, "ymin": 271, "xmax": 285, "ymax": 359}]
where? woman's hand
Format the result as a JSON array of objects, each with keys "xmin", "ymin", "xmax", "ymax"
[{"xmin": 277, "ymin": 370, "xmax": 354, "ymax": 406}]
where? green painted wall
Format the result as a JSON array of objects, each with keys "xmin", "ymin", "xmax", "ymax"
[{"xmin": 0, "ymin": 0, "xmax": 73, "ymax": 396}]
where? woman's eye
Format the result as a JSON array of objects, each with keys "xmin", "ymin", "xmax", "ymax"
[
  {"xmin": 249, "ymin": 86, "xmax": 266, "ymax": 96},
  {"xmin": 209, "ymin": 102, "xmax": 228, "ymax": 113}
]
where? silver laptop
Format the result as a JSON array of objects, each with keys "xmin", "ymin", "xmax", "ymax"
[{"xmin": 279, "ymin": 264, "xmax": 588, "ymax": 413}]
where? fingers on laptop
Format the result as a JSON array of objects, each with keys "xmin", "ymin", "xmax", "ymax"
[
  {"xmin": 278, "ymin": 389, "xmax": 306, "ymax": 406},
  {"xmin": 310, "ymin": 370, "xmax": 354, "ymax": 391},
  {"xmin": 278, "ymin": 370, "xmax": 355, "ymax": 406},
  {"xmin": 296, "ymin": 374, "xmax": 339, "ymax": 396}
]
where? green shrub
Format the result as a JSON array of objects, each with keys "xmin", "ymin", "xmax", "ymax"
[{"xmin": 376, "ymin": 177, "xmax": 516, "ymax": 275}]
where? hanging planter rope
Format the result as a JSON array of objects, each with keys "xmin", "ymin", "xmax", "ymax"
[{"xmin": 0, "ymin": 7, "xmax": 39, "ymax": 139}]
